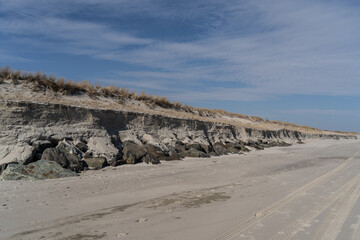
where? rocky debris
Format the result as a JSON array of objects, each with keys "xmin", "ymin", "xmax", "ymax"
[
  {"xmin": 122, "ymin": 141, "xmax": 146, "ymax": 164},
  {"xmin": 41, "ymin": 148, "xmax": 68, "ymax": 168},
  {"xmin": 41, "ymin": 140, "xmax": 85, "ymax": 172},
  {"xmin": 200, "ymin": 144, "xmax": 213, "ymax": 155},
  {"xmin": 246, "ymin": 140, "xmax": 264, "ymax": 150},
  {"xmin": 182, "ymin": 148, "xmax": 210, "ymax": 158},
  {"xmin": 174, "ymin": 141, "xmax": 186, "ymax": 153},
  {"xmin": 213, "ymin": 142, "xmax": 229, "ymax": 155},
  {"xmin": 87, "ymin": 137, "xmax": 120, "ymax": 166},
  {"xmin": 0, "ymin": 143, "xmax": 36, "ymax": 165},
  {"xmin": 0, "ymin": 160, "xmax": 77, "ymax": 181},
  {"xmin": 75, "ymin": 141, "xmax": 88, "ymax": 153},
  {"xmin": 142, "ymin": 153, "xmax": 160, "ymax": 164},
  {"xmin": 0, "ymin": 162, "xmax": 13, "ymax": 175},
  {"xmin": 145, "ymin": 144, "xmax": 166, "ymax": 160},
  {"xmin": 83, "ymin": 157, "xmax": 107, "ymax": 170},
  {"xmin": 165, "ymin": 146, "xmax": 182, "ymax": 160},
  {"xmin": 223, "ymin": 142, "xmax": 246, "ymax": 154},
  {"xmin": 31, "ymin": 140, "xmax": 53, "ymax": 152}
]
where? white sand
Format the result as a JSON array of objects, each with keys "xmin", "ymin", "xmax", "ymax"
[{"xmin": 1, "ymin": 139, "xmax": 360, "ymax": 240}]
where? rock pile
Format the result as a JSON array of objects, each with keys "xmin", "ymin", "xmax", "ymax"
[{"xmin": 0, "ymin": 134, "xmax": 295, "ymax": 180}]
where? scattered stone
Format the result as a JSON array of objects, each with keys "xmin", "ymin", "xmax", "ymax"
[
  {"xmin": 0, "ymin": 160, "xmax": 77, "ymax": 181},
  {"xmin": 116, "ymin": 232, "xmax": 128, "ymax": 238},
  {"xmin": 83, "ymin": 157, "xmax": 108, "ymax": 170},
  {"xmin": 136, "ymin": 218, "xmax": 148, "ymax": 222}
]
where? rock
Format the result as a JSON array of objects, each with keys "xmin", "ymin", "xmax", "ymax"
[
  {"xmin": 41, "ymin": 140, "xmax": 85, "ymax": 172},
  {"xmin": 246, "ymin": 141, "xmax": 264, "ymax": 150},
  {"xmin": 0, "ymin": 162, "xmax": 14, "ymax": 175},
  {"xmin": 145, "ymin": 144, "xmax": 166, "ymax": 160},
  {"xmin": 122, "ymin": 141, "xmax": 146, "ymax": 164},
  {"xmin": 87, "ymin": 137, "xmax": 120, "ymax": 165},
  {"xmin": 224, "ymin": 142, "xmax": 244, "ymax": 154},
  {"xmin": 142, "ymin": 153, "xmax": 160, "ymax": 164},
  {"xmin": 57, "ymin": 140, "xmax": 83, "ymax": 158},
  {"xmin": 182, "ymin": 148, "xmax": 210, "ymax": 158},
  {"xmin": 166, "ymin": 146, "xmax": 182, "ymax": 160},
  {"xmin": 174, "ymin": 141, "xmax": 186, "ymax": 153},
  {"xmin": 185, "ymin": 143, "xmax": 204, "ymax": 152},
  {"xmin": 0, "ymin": 160, "xmax": 77, "ymax": 181},
  {"xmin": 41, "ymin": 148, "xmax": 69, "ymax": 168},
  {"xmin": 56, "ymin": 140, "xmax": 85, "ymax": 172},
  {"xmin": 0, "ymin": 143, "xmax": 36, "ymax": 165},
  {"xmin": 83, "ymin": 157, "xmax": 107, "ymax": 170},
  {"xmin": 75, "ymin": 141, "xmax": 88, "ymax": 153},
  {"xmin": 213, "ymin": 142, "xmax": 229, "ymax": 155},
  {"xmin": 32, "ymin": 140, "xmax": 53, "ymax": 152},
  {"xmin": 200, "ymin": 144, "xmax": 212, "ymax": 154}
]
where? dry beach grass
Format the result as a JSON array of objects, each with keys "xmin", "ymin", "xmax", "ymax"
[{"xmin": 0, "ymin": 66, "xmax": 355, "ymax": 135}]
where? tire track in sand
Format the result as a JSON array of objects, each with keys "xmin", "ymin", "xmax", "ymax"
[
  {"xmin": 311, "ymin": 173, "xmax": 360, "ymax": 240},
  {"xmin": 211, "ymin": 151, "xmax": 360, "ymax": 240},
  {"xmin": 271, "ymin": 171, "xmax": 360, "ymax": 240}
]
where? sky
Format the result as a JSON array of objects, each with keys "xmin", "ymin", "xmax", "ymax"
[{"xmin": 0, "ymin": 0, "xmax": 360, "ymax": 132}]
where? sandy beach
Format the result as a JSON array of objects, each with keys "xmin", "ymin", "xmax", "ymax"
[{"xmin": 1, "ymin": 139, "xmax": 360, "ymax": 240}]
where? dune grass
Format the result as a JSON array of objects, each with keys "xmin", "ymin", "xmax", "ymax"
[{"xmin": 0, "ymin": 66, "xmax": 330, "ymax": 133}]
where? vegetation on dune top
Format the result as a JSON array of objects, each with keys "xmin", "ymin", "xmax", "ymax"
[{"xmin": 0, "ymin": 66, "xmax": 324, "ymax": 132}]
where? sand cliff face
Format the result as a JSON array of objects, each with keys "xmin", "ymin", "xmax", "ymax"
[
  {"xmin": 0, "ymin": 100, "xmax": 355, "ymax": 163},
  {"xmin": 1, "ymin": 101, "xmax": 354, "ymax": 147}
]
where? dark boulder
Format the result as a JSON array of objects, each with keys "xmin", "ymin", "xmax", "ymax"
[
  {"xmin": 224, "ymin": 142, "xmax": 244, "ymax": 154},
  {"xmin": 41, "ymin": 148, "xmax": 69, "ymax": 168},
  {"xmin": 0, "ymin": 160, "xmax": 77, "ymax": 181},
  {"xmin": 200, "ymin": 144, "xmax": 212, "ymax": 154},
  {"xmin": 145, "ymin": 144, "xmax": 166, "ymax": 160},
  {"xmin": 41, "ymin": 140, "xmax": 85, "ymax": 172},
  {"xmin": 122, "ymin": 141, "xmax": 146, "ymax": 164},
  {"xmin": 75, "ymin": 141, "xmax": 88, "ymax": 153},
  {"xmin": 182, "ymin": 148, "xmax": 210, "ymax": 158},
  {"xmin": 142, "ymin": 153, "xmax": 161, "ymax": 164},
  {"xmin": 213, "ymin": 142, "xmax": 229, "ymax": 155},
  {"xmin": 174, "ymin": 141, "xmax": 186, "ymax": 153},
  {"xmin": 165, "ymin": 146, "xmax": 182, "ymax": 160}
]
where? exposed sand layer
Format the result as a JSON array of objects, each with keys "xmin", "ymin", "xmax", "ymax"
[{"xmin": 1, "ymin": 139, "xmax": 360, "ymax": 239}]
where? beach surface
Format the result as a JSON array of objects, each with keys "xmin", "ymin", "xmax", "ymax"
[{"xmin": 1, "ymin": 139, "xmax": 360, "ymax": 240}]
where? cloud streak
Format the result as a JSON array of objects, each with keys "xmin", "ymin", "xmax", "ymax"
[{"xmin": 1, "ymin": 0, "xmax": 360, "ymax": 102}]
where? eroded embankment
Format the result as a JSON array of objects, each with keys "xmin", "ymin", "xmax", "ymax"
[{"xmin": 0, "ymin": 101, "xmax": 356, "ymax": 179}]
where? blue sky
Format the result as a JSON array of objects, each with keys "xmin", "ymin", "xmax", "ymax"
[{"xmin": 1, "ymin": 0, "xmax": 360, "ymax": 132}]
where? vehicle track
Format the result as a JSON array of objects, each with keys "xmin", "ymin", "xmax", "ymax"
[
  {"xmin": 312, "ymin": 174, "xmax": 360, "ymax": 240},
  {"xmin": 271, "ymin": 172, "xmax": 360, "ymax": 240},
  {"xmin": 211, "ymin": 151, "xmax": 360, "ymax": 240}
]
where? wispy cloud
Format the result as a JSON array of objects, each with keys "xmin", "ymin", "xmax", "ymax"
[{"xmin": 1, "ymin": 0, "xmax": 360, "ymax": 102}]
